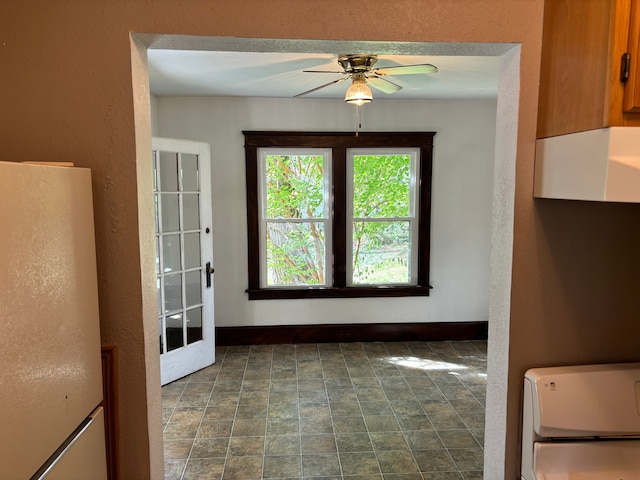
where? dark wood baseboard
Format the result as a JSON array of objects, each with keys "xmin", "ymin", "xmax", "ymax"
[{"xmin": 216, "ymin": 321, "xmax": 488, "ymax": 346}]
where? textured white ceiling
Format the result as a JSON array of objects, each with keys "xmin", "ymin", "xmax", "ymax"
[{"xmin": 147, "ymin": 50, "xmax": 501, "ymax": 100}]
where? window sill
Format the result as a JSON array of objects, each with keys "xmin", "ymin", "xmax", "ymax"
[{"xmin": 246, "ymin": 285, "xmax": 432, "ymax": 300}]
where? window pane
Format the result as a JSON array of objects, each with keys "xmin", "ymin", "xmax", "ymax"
[
  {"xmin": 185, "ymin": 270, "xmax": 201, "ymax": 307},
  {"xmin": 152, "ymin": 151, "xmax": 158, "ymax": 192},
  {"xmin": 156, "ymin": 277, "xmax": 162, "ymax": 316},
  {"xmin": 159, "ymin": 151, "xmax": 179, "ymax": 192},
  {"xmin": 182, "ymin": 153, "xmax": 199, "ymax": 192},
  {"xmin": 154, "ymin": 194, "xmax": 159, "ymax": 234},
  {"xmin": 183, "ymin": 193, "xmax": 200, "ymax": 230},
  {"xmin": 353, "ymin": 154, "xmax": 411, "ymax": 218},
  {"xmin": 186, "ymin": 307, "xmax": 203, "ymax": 344},
  {"xmin": 266, "ymin": 221, "xmax": 325, "ymax": 286},
  {"xmin": 352, "ymin": 221, "xmax": 411, "ymax": 285},
  {"xmin": 155, "ymin": 236, "xmax": 160, "ymax": 275},
  {"xmin": 163, "ymin": 274, "xmax": 183, "ymax": 313},
  {"xmin": 162, "ymin": 234, "xmax": 181, "ymax": 273},
  {"xmin": 166, "ymin": 313, "xmax": 184, "ymax": 351},
  {"xmin": 265, "ymin": 155, "xmax": 325, "ymax": 218},
  {"xmin": 161, "ymin": 193, "xmax": 180, "ymax": 232},
  {"xmin": 184, "ymin": 232, "xmax": 201, "ymax": 270}
]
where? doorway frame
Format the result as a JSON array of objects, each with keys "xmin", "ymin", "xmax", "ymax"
[{"xmin": 131, "ymin": 34, "xmax": 519, "ymax": 478}]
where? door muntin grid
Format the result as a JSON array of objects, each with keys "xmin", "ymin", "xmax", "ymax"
[{"xmin": 154, "ymin": 150, "xmax": 204, "ymax": 354}]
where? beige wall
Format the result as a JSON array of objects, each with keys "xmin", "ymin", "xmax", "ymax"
[{"xmin": 3, "ymin": 1, "xmax": 640, "ymax": 478}]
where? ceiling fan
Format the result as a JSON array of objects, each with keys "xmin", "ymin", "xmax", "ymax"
[{"xmin": 294, "ymin": 54, "xmax": 438, "ymax": 105}]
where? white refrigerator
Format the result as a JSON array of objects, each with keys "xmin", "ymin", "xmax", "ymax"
[{"xmin": 0, "ymin": 161, "xmax": 108, "ymax": 479}]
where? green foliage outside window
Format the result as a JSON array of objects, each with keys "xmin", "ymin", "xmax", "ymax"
[
  {"xmin": 265, "ymin": 155, "xmax": 325, "ymax": 286},
  {"xmin": 264, "ymin": 153, "xmax": 413, "ymax": 287},
  {"xmin": 351, "ymin": 155, "xmax": 412, "ymax": 284}
]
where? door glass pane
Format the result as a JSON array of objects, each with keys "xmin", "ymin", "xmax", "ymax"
[
  {"xmin": 186, "ymin": 307, "xmax": 203, "ymax": 345},
  {"xmin": 352, "ymin": 221, "xmax": 410, "ymax": 285},
  {"xmin": 159, "ymin": 151, "xmax": 179, "ymax": 192},
  {"xmin": 154, "ymin": 194, "xmax": 159, "ymax": 234},
  {"xmin": 265, "ymin": 154, "xmax": 325, "ymax": 218},
  {"xmin": 161, "ymin": 194, "xmax": 180, "ymax": 232},
  {"xmin": 166, "ymin": 313, "xmax": 184, "ymax": 351},
  {"xmin": 183, "ymin": 194, "xmax": 200, "ymax": 230},
  {"xmin": 152, "ymin": 152, "xmax": 158, "ymax": 191},
  {"xmin": 265, "ymin": 221, "xmax": 325, "ymax": 286},
  {"xmin": 182, "ymin": 154, "xmax": 199, "ymax": 192},
  {"xmin": 155, "ymin": 237, "xmax": 160, "ymax": 275},
  {"xmin": 184, "ymin": 232, "xmax": 201, "ymax": 270},
  {"xmin": 162, "ymin": 234, "xmax": 181, "ymax": 273},
  {"xmin": 185, "ymin": 270, "xmax": 201, "ymax": 307},
  {"xmin": 156, "ymin": 277, "xmax": 162, "ymax": 315},
  {"xmin": 352, "ymin": 154, "xmax": 411, "ymax": 218},
  {"xmin": 163, "ymin": 274, "xmax": 183, "ymax": 313}
]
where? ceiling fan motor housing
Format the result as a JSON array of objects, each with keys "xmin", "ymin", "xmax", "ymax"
[{"xmin": 338, "ymin": 54, "xmax": 378, "ymax": 73}]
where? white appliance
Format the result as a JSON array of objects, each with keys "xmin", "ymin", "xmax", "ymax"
[
  {"xmin": 521, "ymin": 363, "xmax": 640, "ymax": 480},
  {"xmin": 0, "ymin": 161, "xmax": 108, "ymax": 479}
]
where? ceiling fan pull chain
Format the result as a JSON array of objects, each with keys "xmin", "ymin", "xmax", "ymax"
[{"xmin": 355, "ymin": 104, "xmax": 362, "ymax": 137}]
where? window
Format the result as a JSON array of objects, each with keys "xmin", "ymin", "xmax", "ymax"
[
  {"xmin": 260, "ymin": 148, "xmax": 332, "ymax": 287},
  {"xmin": 244, "ymin": 131, "xmax": 434, "ymax": 300},
  {"xmin": 347, "ymin": 149, "xmax": 419, "ymax": 286}
]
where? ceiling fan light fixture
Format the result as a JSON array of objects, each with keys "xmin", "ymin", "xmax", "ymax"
[{"xmin": 344, "ymin": 76, "xmax": 373, "ymax": 106}]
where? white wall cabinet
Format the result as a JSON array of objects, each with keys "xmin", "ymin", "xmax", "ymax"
[{"xmin": 534, "ymin": 127, "xmax": 640, "ymax": 201}]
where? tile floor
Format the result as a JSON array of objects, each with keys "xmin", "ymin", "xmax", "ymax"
[{"xmin": 162, "ymin": 340, "xmax": 487, "ymax": 480}]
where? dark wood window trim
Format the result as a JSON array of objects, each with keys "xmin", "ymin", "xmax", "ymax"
[{"xmin": 244, "ymin": 131, "xmax": 434, "ymax": 300}]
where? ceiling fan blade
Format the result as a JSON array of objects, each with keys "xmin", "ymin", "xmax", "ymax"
[
  {"xmin": 367, "ymin": 76, "xmax": 403, "ymax": 94},
  {"xmin": 302, "ymin": 69, "xmax": 348, "ymax": 74},
  {"xmin": 373, "ymin": 64, "xmax": 438, "ymax": 76},
  {"xmin": 294, "ymin": 77, "xmax": 347, "ymax": 97}
]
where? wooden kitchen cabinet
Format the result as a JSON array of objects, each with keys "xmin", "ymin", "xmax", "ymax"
[
  {"xmin": 623, "ymin": 0, "xmax": 640, "ymax": 111},
  {"xmin": 537, "ymin": 0, "xmax": 640, "ymax": 138}
]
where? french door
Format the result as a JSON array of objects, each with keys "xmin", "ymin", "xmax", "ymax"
[{"xmin": 153, "ymin": 137, "xmax": 215, "ymax": 386}]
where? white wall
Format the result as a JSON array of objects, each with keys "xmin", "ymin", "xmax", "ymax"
[
  {"xmin": 156, "ymin": 96, "xmax": 496, "ymax": 327},
  {"xmin": 150, "ymin": 94, "xmax": 158, "ymax": 135}
]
